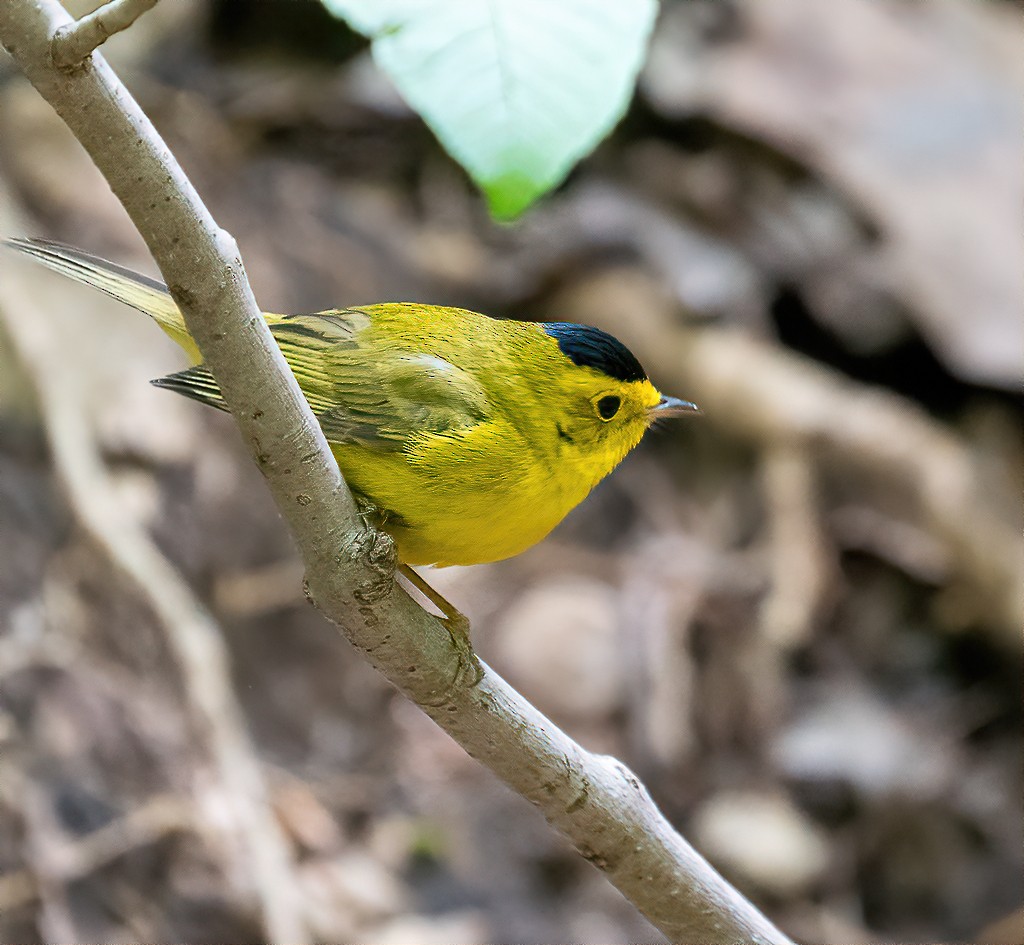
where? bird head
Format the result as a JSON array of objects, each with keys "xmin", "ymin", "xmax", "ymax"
[{"xmin": 538, "ymin": 322, "xmax": 698, "ymax": 477}]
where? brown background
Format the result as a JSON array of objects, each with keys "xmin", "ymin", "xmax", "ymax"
[{"xmin": 0, "ymin": 1, "xmax": 1021, "ymax": 942}]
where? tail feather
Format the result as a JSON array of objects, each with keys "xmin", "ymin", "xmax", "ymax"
[
  {"xmin": 3, "ymin": 237, "xmax": 198, "ymax": 360},
  {"xmin": 151, "ymin": 365, "xmax": 228, "ymax": 411}
]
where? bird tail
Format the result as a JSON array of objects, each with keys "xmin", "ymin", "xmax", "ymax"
[{"xmin": 3, "ymin": 237, "xmax": 199, "ymax": 361}]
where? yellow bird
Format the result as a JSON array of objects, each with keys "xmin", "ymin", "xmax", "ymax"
[{"xmin": 5, "ymin": 237, "xmax": 697, "ymax": 581}]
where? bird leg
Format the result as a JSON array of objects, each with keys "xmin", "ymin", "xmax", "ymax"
[
  {"xmin": 354, "ymin": 495, "xmax": 480, "ymax": 685},
  {"xmin": 397, "ymin": 563, "xmax": 481, "ymax": 685}
]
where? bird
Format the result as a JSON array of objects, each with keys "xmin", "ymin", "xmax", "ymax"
[{"xmin": 5, "ymin": 237, "xmax": 698, "ymax": 632}]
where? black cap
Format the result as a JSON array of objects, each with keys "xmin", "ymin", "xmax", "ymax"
[{"xmin": 542, "ymin": 322, "xmax": 647, "ymax": 383}]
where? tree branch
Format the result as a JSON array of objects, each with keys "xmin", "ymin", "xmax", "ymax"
[
  {"xmin": 51, "ymin": 0, "xmax": 159, "ymax": 71},
  {"xmin": 0, "ymin": 2, "xmax": 792, "ymax": 941},
  {"xmin": 634, "ymin": 324, "xmax": 1023, "ymax": 644},
  {"xmin": 0, "ymin": 788, "xmax": 191, "ymax": 914}
]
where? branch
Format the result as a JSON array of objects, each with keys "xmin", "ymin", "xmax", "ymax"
[
  {"xmin": 672, "ymin": 328, "xmax": 1021, "ymax": 642},
  {"xmin": 759, "ymin": 444, "xmax": 833, "ymax": 649},
  {"xmin": 0, "ymin": 787, "xmax": 191, "ymax": 914},
  {"xmin": 51, "ymin": 0, "xmax": 158, "ymax": 71},
  {"xmin": 0, "ymin": 3, "xmax": 792, "ymax": 941}
]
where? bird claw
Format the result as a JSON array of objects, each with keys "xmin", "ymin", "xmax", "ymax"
[
  {"xmin": 396, "ymin": 563, "xmax": 482, "ymax": 687},
  {"xmin": 355, "ymin": 498, "xmax": 382, "ymax": 530},
  {"xmin": 443, "ymin": 611, "xmax": 483, "ymax": 687}
]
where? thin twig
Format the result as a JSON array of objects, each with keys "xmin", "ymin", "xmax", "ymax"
[
  {"xmin": 1, "ymin": 770, "xmax": 77, "ymax": 942},
  {"xmin": 0, "ymin": 790, "xmax": 191, "ymax": 913},
  {"xmin": 51, "ymin": 0, "xmax": 159, "ymax": 71},
  {"xmin": 759, "ymin": 444, "xmax": 834, "ymax": 649},
  {"xmin": 690, "ymin": 329, "xmax": 1022, "ymax": 642},
  {"xmin": 0, "ymin": 3, "xmax": 793, "ymax": 941}
]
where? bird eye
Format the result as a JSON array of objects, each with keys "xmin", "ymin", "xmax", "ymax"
[{"xmin": 596, "ymin": 395, "xmax": 621, "ymax": 421}]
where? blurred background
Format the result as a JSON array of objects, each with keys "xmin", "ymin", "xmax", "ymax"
[{"xmin": 0, "ymin": 0, "xmax": 1021, "ymax": 942}]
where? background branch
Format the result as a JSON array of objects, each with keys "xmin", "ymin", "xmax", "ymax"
[
  {"xmin": 0, "ymin": 1, "xmax": 791, "ymax": 942},
  {"xmin": 0, "ymin": 200, "xmax": 306, "ymax": 942},
  {"xmin": 670, "ymin": 327, "xmax": 1020, "ymax": 641}
]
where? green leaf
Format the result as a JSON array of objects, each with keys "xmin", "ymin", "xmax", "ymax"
[{"xmin": 322, "ymin": 0, "xmax": 658, "ymax": 219}]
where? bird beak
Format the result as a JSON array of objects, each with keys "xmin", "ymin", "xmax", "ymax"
[{"xmin": 651, "ymin": 395, "xmax": 701, "ymax": 417}]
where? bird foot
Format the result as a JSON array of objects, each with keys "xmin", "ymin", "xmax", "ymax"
[
  {"xmin": 397, "ymin": 563, "xmax": 482, "ymax": 687},
  {"xmin": 442, "ymin": 610, "xmax": 483, "ymax": 687}
]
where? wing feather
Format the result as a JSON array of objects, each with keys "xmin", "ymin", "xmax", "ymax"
[{"xmin": 152, "ymin": 309, "xmax": 492, "ymax": 450}]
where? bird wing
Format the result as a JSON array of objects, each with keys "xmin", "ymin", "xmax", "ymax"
[{"xmin": 152, "ymin": 310, "xmax": 493, "ymax": 451}]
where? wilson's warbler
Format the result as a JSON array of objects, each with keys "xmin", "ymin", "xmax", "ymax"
[{"xmin": 6, "ymin": 238, "xmax": 697, "ymax": 575}]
